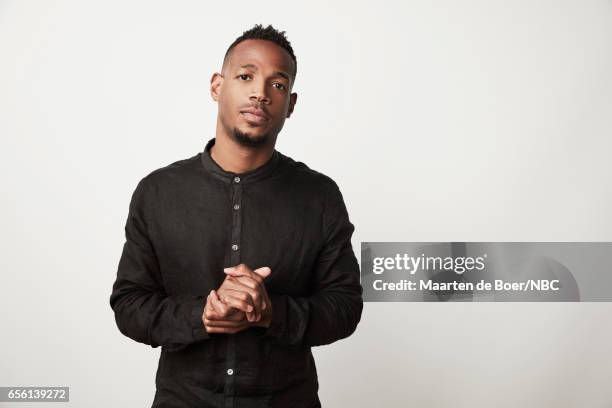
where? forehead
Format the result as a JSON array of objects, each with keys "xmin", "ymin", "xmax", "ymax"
[{"xmin": 226, "ymin": 39, "xmax": 294, "ymax": 75}]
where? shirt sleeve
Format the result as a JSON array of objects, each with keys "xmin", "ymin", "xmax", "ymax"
[
  {"xmin": 109, "ymin": 177, "xmax": 210, "ymax": 352},
  {"xmin": 263, "ymin": 180, "xmax": 363, "ymax": 347}
]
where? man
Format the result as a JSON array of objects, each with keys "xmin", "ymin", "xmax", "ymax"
[{"xmin": 109, "ymin": 24, "xmax": 363, "ymax": 408}]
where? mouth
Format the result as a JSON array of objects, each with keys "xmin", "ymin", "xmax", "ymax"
[
  {"xmin": 240, "ymin": 112, "xmax": 268, "ymax": 125},
  {"xmin": 240, "ymin": 107, "xmax": 269, "ymax": 125}
]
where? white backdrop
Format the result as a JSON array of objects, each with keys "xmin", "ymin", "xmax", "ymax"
[{"xmin": 1, "ymin": 1, "xmax": 611, "ymax": 407}]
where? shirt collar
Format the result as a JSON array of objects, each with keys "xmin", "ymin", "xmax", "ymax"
[{"xmin": 200, "ymin": 137, "xmax": 280, "ymax": 184}]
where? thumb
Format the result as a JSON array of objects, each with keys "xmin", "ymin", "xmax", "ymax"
[{"xmin": 254, "ymin": 266, "xmax": 271, "ymax": 278}]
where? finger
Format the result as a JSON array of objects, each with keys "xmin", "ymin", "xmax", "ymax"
[
  {"xmin": 204, "ymin": 291, "xmax": 218, "ymax": 315},
  {"xmin": 254, "ymin": 266, "xmax": 271, "ymax": 278},
  {"xmin": 225, "ymin": 288, "xmax": 263, "ymax": 321},
  {"xmin": 226, "ymin": 274, "xmax": 260, "ymax": 291},
  {"xmin": 256, "ymin": 270, "xmax": 271, "ymax": 311},
  {"xmin": 210, "ymin": 290, "xmax": 235, "ymax": 317},
  {"xmin": 223, "ymin": 278, "xmax": 261, "ymax": 301},
  {"xmin": 218, "ymin": 291, "xmax": 254, "ymax": 314},
  {"xmin": 230, "ymin": 266, "xmax": 272, "ymax": 311},
  {"xmin": 219, "ymin": 287, "xmax": 256, "ymax": 309},
  {"xmin": 202, "ymin": 292, "xmax": 211, "ymax": 323},
  {"xmin": 224, "ymin": 263, "xmax": 253, "ymax": 275},
  {"xmin": 223, "ymin": 268, "xmax": 263, "ymax": 283},
  {"xmin": 206, "ymin": 327, "xmax": 242, "ymax": 334},
  {"xmin": 205, "ymin": 321, "xmax": 251, "ymax": 334},
  {"xmin": 224, "ymin": 264, "xmax": 262, "ymax": 290},
  {"xmin": 253, "ymin": 266, "xmax": 270, "ymax": 312},
  {"xmin": 223, "ymin": 269, "xmax": 268, "ymax": 311},
  {"xmin": 205, "ymin": 307, "xmax": 244, "ymax": 321},
  {"xmin": 205, "ymin": 295, "xmax": 222, "ymax": 319},
  {"xmin": 204, "ymin": 317, "xmax": 248, "ymax": 327},
  {"xmin": 215, "ymin": 284, "xmax": 256, "ymax": 321},
  {"xmin": 225, "ymin": 265, "xmax": 270, "ymax": 293},
  {"xmin": 204, "ymin": 291, "xmax": 244, "ymax": 320},
  {"xmin": 205, "ymin": 308, "xmax": 225, "ymax": 320},
  {"xmin": 223, "ymin": 280, "xmax": 263, "ymax": 316},
  {"xmin": 224, "ymin": 266, "xmax": 265, "ymax": 285},
  {"xmin": 222, "ymin": 290, "xmax": 256, "ymax": 318},
  {"xmin": 230, "ymin": 276, "xmax": 267, "ymax": 312}
]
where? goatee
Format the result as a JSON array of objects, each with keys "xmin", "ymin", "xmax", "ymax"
[{"xmin": 231, "ymin": 128, "xmax": 270, "ymax": 148}]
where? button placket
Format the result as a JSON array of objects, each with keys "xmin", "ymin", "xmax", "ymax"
[{"xmin": 224, "ymin": 177, "xmax": 243, "ymax": 408}]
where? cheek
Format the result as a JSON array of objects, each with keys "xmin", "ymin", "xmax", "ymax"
[
  {"xmin": 271, "ymin": 96, "xmax": 289, "ymax": 115},
  {"xmin": 219, "ymin": 93, "xmax": 239, "ymax": 121}
]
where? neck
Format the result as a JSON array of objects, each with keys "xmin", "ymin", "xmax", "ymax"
[{"xmin": 211, "ymin": 122, "xmax": 275, "ymax": 174}]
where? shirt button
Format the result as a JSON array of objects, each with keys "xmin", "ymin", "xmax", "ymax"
[
  {"xmin": 233, "ymin": 204, "xmax": 240, "ymax": 210},
  {"xmin": 233, "ymin": 176, "xmax": 241, "ymax": 183},
  {"xmin": 232, "ymin": 244, "xmax": 239, "ymax": 251},
  {"xmin": 227, "ymin": 368, "xmax": 234, "ymax": 376}
]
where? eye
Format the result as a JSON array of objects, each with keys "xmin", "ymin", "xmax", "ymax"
[
  {"xmin": 273, "ymin": 83, "xmax": 287, "ymax": 91},
  {"xmin": 237, "ymin": 74, "xmax": 251, "ymax": 81}
]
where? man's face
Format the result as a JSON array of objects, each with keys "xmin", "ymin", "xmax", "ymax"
[{"xmin": 211, "ymin": 39, "xmax": 297, "ymax": 148}]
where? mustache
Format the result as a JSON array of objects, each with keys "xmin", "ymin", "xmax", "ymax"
[{"xmin": 240, "ymin": 103, "xmax": 269, "ymax": 112}]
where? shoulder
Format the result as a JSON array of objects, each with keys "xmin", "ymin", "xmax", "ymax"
[
  {"xmin": 136, "ymin": 153, "xmax": 202, "ymax": 192},
  {"xmin": 277, "ymin": 151, "xmax": 342, "ymax": 199},
  {"xmin": 278, "ymin": 153, "xmax": 353, "ymax": 233}
]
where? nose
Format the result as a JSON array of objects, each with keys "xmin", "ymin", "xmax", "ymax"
[{"xmin": 249, "ymin": 79, "xmax": 270, "ymax": 104}]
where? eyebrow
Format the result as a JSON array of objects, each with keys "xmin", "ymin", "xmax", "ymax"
[{"xmin": 240, "ymin": 64, "xmax": 290, "ymax": 81}]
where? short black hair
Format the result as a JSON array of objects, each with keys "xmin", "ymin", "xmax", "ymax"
[{"xmin": 223, "ymin": 24, "xmax": 297, "ymax": 80}]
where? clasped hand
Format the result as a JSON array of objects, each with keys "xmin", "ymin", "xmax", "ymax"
[{"xmin": 202, "ymin": 264, "xmax": 272, "ymax": 334}]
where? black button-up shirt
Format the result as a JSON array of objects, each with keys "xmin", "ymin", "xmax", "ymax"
[{"xmin": 109, "ymin": 138, "xmax": 363, "ymax": 408}]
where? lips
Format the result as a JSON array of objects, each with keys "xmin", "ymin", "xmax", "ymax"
[{"xmin": 240, "ymin": 107, "xmax": 269, "ymax": 124}]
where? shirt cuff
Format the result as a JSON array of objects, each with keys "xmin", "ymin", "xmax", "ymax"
[
  {"xmin": 190, "ymin": 296, "xmax": 210, "ymax": 341},
  {"xmin": 262, "ymin": 293, "xmax": 286, "ymax": 339}
]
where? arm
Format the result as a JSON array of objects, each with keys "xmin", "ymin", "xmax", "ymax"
[
  {"xmin": 109, "ymin": 177, "xmax": 209, "ymax": 352},
  {"xmin": 263, "ymin": 181, "xmax": 363, "ymax": 347}
]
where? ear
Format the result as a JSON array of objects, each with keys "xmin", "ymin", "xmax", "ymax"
[
  {"xmin": 286, "ymin": 92, "xmax": 298, "ymax": 118},
  {"xmin": 210, "ymin": 72, "xmax": 224, "ymax": 102}
]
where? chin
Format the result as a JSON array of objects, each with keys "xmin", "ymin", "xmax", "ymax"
[{"xmin": 231, "ymin": 127, "xmax": 270, "ymax": 147}]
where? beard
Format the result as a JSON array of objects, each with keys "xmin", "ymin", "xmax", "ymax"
[{"xmin": 231, "ymin": 127, "xmax": 270, "ymax": 148}]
